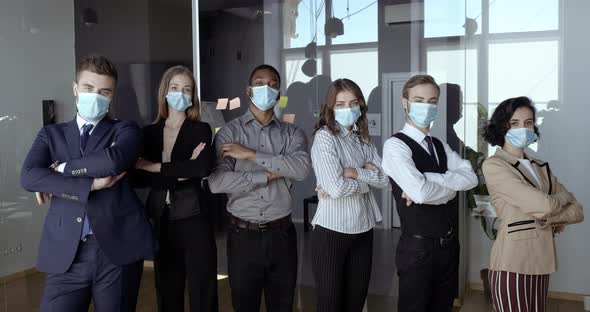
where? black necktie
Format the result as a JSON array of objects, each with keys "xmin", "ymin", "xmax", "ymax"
[
  {"xmin": 79, "ymin": 123, "xmax": 94, "ymax": 239},
  {"xmin": 424, "ymin": 136, "xmax": 437, "ymax": 164},
  {"xmin": 80, "ymin": 124, "xmax": 94, "ymax": 155}
]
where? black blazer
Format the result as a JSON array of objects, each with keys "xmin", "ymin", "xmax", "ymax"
[{"xmin": 133, "ymin": 119, "xmax": 214, "ymax": 220}]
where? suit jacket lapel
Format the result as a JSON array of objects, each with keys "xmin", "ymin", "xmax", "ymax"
[
  {"xmin": 494, "ymin": 148, "xmax": 541, "ymax": 190},
  {"xmin": 530, "ymin": 159, "xmax": 550, "ymax": 194},
  {"xmin": 65, "ymin": 119, "xmax": 82, "ymax": 159},
  {"xmin": 84, "ymin": 118, "xmax": 112, "ymax": 154},
  {"xmin": 154, "ymin": 123, "xmax": 164, "ymax": 162},
  {"xmin": 170, "ymin": 119, "xmax": 188, "ymax": 161},
  {"xmin": 512, "ymin": 162, "xmax": 540, "ymax": 189}
]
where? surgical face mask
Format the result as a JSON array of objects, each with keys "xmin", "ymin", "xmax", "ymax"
[
  {"xmin": 334, "ymin": 106, "xmax": 361, "ymax": 127},
  {"xmin": 166, "ymin": 92, "xmax": 192, "ymax": 112},
  {"xmin": 77, "ymin": 92, "xmax": 111, "ymax": 122},
  {"xmin": 407, "ymin": 102, "xmax": 438, "ymax": 128},
  {"xmin": 505, "ymin": 127, "xmax": 537, "ymax": 148},
  {"xmin": 250, "ymin": 85, "xmax": 279, "ymax": 111}
]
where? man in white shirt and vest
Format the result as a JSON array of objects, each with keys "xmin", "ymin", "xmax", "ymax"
[{"xmin": 382, "ymin": 75, "xmax": 478, "ymax": 312}]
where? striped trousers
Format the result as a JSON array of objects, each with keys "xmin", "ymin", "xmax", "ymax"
[
  {"xmin": 489, "ymin": 270, "xmax": 550, "ymax": 312},
  {"xmin": 311, "ymin": 225, "xmax": 373, "ymax": 312}
]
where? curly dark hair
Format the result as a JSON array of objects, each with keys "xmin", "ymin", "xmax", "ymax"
[{"xmin": 482, "ymin": 96, "xmax": 540, "ymax": 147}]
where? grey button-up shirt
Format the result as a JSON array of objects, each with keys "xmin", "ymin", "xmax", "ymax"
[{"xmin": 208, "ymin": 109, "xmax": 311, "ymax": 222}]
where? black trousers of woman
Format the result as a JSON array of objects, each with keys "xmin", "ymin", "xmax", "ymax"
[
  {"xmin": 154, "ymin": 213, "xmax": 218, "ymax": 312},
  {"xmin": 311, "ymin": 225, "xmax": 373, "ymax": 312}
]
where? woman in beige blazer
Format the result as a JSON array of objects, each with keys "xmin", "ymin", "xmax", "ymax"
[{"xmin": 482, "ymin": 96, "xmax": 583, "ymax": 312}]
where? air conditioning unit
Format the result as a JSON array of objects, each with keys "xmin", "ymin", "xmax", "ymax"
[{"xmin": 384, "ymin": 3, "xmax": 424, "ymax": 26}]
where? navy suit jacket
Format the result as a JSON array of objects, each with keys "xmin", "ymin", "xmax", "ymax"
[{"xmin": 20, "ymin": 117, "xmax": 155, "ymax": 274}]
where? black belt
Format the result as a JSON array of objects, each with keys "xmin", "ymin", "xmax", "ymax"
[
  {"xmin": 405, "ymin": 228, "xmax": 455, "ymax": 248},
  {"xmin": 230, "ymin": 215, "xmax": 292, "ymax": 232}
]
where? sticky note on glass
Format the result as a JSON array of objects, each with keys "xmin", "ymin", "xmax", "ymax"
[
  {"xmin": 215, "ymin": 127, "xmax": 221, "ymax": 134},
  {"xmin": 278, "ymin": 96, "xmax": 288, "ymax": 108},
  {"xmin": 216, "ymin": 98, "xmax": 228, "ymax": 110},
  {"xmin": 282, "ymin": 113, "xmax": 295, "ymax": 124},
  {"xmin": 229, "ymin": 97, "xmax": 241, "ymax": 110}
]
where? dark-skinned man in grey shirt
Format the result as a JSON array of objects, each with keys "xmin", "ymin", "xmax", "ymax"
[{"xmin": 208, "ymin": 64, "xmax": 311, "ymax": 312}]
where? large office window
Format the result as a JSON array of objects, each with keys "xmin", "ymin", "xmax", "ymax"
[
  {"xmin": 282, "ymin": 0, "xmax": 378, "ymax": 101},
  {"xmin": 425, "ymin": 0, "xmax": 560, "ymax": 155}
]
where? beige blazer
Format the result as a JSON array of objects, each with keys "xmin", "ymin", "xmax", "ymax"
[{"xmin": 482, "ymin": 148, "xmax": 584, "ymax": 275}]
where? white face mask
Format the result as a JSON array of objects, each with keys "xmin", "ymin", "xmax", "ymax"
[
  {"xmin": 334, "ymin": 106, "xmax": 361, "ymax": 127},
  {"xmin": 407, "ymin": 102, "xmax": 438, "ymax": 128},
  {"xmin": 250, "ymin": 85, "xmax": 279, "ymax": 111},
  {"xmin": 77, "ymin": 92, "xmax": 111, "ymax": 122},
  {"xmin": 505, "ymin": 127, "xmax": 538, "ymax": 148},
  {"xmin": 166, "ymin": 92, "xmax": 192, "ymax": 111}
]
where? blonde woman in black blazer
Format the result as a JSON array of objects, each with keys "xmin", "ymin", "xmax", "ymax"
[{"xmin": 133, "ymin": 66, "xmax": 217, "ymax": 312}]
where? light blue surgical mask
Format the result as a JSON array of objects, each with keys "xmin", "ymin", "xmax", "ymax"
[
  {"xmin": 505, "ymin": 127, "xmax": 537, "ymax": 148},
  {"xmin": 77, "ymin": 92, "xmax": 111, "ymax": 122},
  {"xmin": 166, "ymin": 92, "xmax": 192, "ymax": 112},
  {"xmin": 250, "ymin": 85, "xmax": 279, "ymax": 111},
  {"xmin": 407, "ymin": 102, "xmax": 438, "ymax": 128},
  {"xmin": 334, "ymin": 106, "xmax": 361, "ymax": 127}
]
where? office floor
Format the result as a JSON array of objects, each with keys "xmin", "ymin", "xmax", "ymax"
[{"xmin": 0, "ymin": 225, "xmax": 584, "ymax": 311}]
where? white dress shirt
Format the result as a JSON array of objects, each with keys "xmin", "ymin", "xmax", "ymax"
[
  {"xmin": 55, "ymin": 114, "xmax": 100, "ymax": 173},
  {"xmin": 311, "ymin": 126, "xmax": 390, "ymax": 234},
  {"xmin": 56, "ymin": 115, "xmax": 102, "ymax": 235},
  {"xmin": 516, "ymin": 158, "xmax": 541, "ymax": 185},
  {"xmin": 382, "ymin": 123, "xmax": 478, "ymax": 205}
]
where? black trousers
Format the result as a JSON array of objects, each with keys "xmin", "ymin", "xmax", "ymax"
[
  {"xmin": 155, "ymin": 214, "xmax": 218, "ymax": 312},
  {"xmin": 396, "ymin": 234, "xmax": 459, "ymax": 312},
  {"xmin": 227, "ymin": 222, "xmax": 298, "ymax": 312},
  {"xmin": 311, "ymin": 226, "xmax": 373, "ymax": 312}
]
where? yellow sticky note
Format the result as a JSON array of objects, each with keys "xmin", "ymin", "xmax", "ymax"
[
  {"xmin": 215, "ymin": 127, "xmax": 221, "ymax": 134},
  {"xmin": 282, "ymin": 113, "xmax": 295, "ymax": 124},
  {"xmin": 278, "ymin": 96, "xmax": 288, "ymax": 108},
  {"xmin": 216, "ymin": 98, "xmax": 228, "ymax": 110}
]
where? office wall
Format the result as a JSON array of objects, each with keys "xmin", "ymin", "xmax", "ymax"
[
  {"xmin": 74, "ymin": 0, "xmax": 193, "ymax": 126},
  {"xmin": 0, "ymin": 0, "xmax": 75, "ymax": 277},
  {"xmin": 199, "ymin": 11, "xmax": 265, "ymax": 121},
  {"xmin": 74, "ymin": 0, "xmax": 151, "ymax": 64},
  {"xmin": 537, "ymin": 0, "xmax": 590, "ymax": 294},
  {"xmin": 467, "ymin": 0, "xmax": 590, "ymax": 296}
]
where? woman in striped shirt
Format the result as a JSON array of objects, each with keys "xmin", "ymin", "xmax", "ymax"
[{"xmin": 311, "ymin": 78, "xmax": 390, "ymax": 312}]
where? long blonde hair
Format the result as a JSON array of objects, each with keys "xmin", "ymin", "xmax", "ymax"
[{"xmin": 154, "ymin": 66, "xmax": 200, "ymax": 124}]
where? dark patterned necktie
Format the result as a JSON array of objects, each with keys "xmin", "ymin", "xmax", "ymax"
[
  {"xmin": 80, "ymin": 124, "xmax": 93, "ymax": 239},
  {"xmin": 424, "ymin": 136, "xmax": 438, "ymax": 164}
]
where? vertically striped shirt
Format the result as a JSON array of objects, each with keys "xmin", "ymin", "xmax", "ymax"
[{"xmin": 311, "ymin": 125, "xmax": 390, "ymax": 234}]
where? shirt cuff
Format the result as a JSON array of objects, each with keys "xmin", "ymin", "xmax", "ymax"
[
  {"xmin": 251, "ymin": 171, "xmax": 268, "ymax": 187},
  {"xmin": 56, "ymin": 162, "xmax": 66, "ymax": 173},
  {"xmin": 255, "ymin": 152, "xmax": 274, "ymax": 170},
  {"xmin": 355, "ymin": 168, "xmax": 372, "ymax": 184}
]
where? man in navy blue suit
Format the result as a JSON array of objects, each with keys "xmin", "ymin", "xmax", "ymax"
[{"xmin": 20, "ymin": 54, "xmax": 154, "ymax": 311}]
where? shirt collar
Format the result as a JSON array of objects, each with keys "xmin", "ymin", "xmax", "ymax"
[
  {"xmin": 76, "ymin": 114, "xmax": 101, "ymax": 132},
  {"xmin": 240, "ymin": 108, "xmax": 281, "ymax": 128},
  {"xmin": 337, "ymin": 123, "xmax": 359, "ymax": 138},
  {"xmin": 494, "ymin": 147, "xmax": 547, "ymax": 167},
  {"xmin": 401, "ymin": 122, "xmax": 431, "ymax": 144}
]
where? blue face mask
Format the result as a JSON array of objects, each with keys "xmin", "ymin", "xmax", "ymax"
[
  {"xmin": 166, "ymin": 92, "xmax": 192, "ymax": 112},
  {"xmin": 250, "ymin": 85, "xmax": 279, "ymax": 111},
  {"xmin": 505, "ymin": 127, "xmax": 537, "ymax": 148},
  {"xmin": 77, "ymin": 92, "xmax": 111, "ymax": 122},
  {"xmin": 407, "ymin": 102, "xmax": 438, "ymax": 128},
  {"xmin": 334, "ymin": 106, "xmax": 362, "ymax": 127}
]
